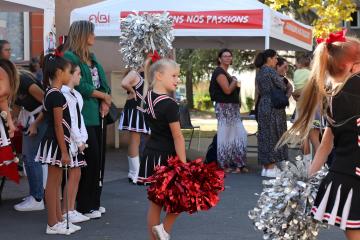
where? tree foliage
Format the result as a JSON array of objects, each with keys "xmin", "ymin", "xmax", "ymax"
[{"xmin": 265, "ymin": 0, "xmax": 356, "ymax": 37}]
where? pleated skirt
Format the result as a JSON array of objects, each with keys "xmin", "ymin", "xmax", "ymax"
[
  {"xmin": 118, "ymin": 107, "xmax": 150, "ymax": 134},
  {"xmin": 311, "ymin": 171, "xmax": 360, "ymax": 230},
  {"xmin": 137, "ymin": 148, "xmax": 176, "ymax": 184}
]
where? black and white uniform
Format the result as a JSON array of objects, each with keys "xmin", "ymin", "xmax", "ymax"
[
  {"xmin": 0, "ymin": 114, "xmax": 11, "ymax": 148},
  {"xmin": 137, "ymin": 91, "xmax": 179, "ymax": 184},
  {"xmin": 35, "ymin": 88, "xmax": 72, "ymax": 167},
  {"xmin": 311, "ymin": 74, "xmax": 360, "ymax": 230},
  {"xmin": 61, "ymin": 86, "xmax": 87, "ymax": 167},
  {"xmin": 118, "ymin": 73, "xmax": 150, "ymax": 134}
]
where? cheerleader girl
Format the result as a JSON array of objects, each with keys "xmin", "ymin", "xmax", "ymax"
[
  {"xmin": 0, "ymin": 59, "xmax": 19, "ymax": 181},
  {"xmin": 0, "ymin": 59, "xmax": 18, "ymax": 138},
  {"xmin": 119, "ymin": 63, "xmax": 150, "ymax": 184},
  {"xmin": 61, "ymin": 64, "xmax": 89, "ymax": 223},
  {"xmin": 137, "ymin": 58, "xmax": 185, "ymax": 240},
  {"xmin": 35, "ymin": 54, "xmax": 78, "ymax": 235},
  {"xmin": 279, "ymin": 31, "xmax": 360, "ymax": 240}
]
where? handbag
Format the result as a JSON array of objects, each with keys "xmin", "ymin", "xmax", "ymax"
[
  {"xmin": 105, "ymin": 102, "xmax": 120, "ymax": 125},
  {"xmin": 270, "ymin": 87, "xmax": 289, "ymax": 109}
]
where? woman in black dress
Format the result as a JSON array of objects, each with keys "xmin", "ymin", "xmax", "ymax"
[{"xmin": 279, "ymin": 33, "xmax": 360, "ymax": 239}]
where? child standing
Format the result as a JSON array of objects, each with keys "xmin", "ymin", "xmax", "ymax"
[
  {"xmin": 61, "ymin": 64, "xmax": 89, "ymax": 224},
  {"xmin": 280, "ymin": 32, "xmax": 360, "ymax": 240},
  {"xmin": 35, "ymin": 54, "xmax": 78, "ymax": 235},
  {"xmin": 137, "ymin": 59, "xmax": 185, "ymax": 240},
  {"xmin": 119, "ymin": 68, "xmax": 150, "ymax": 184},
  {"xmin": 0, "ymin": 59, "xmax": 19, "ymax": 182}
]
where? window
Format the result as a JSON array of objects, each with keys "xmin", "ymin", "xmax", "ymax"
[
  {"xmin": 0, "ymin": 12, "xmax": 30, "ymax": 61},
  {"xmin": 350, "ymin": 11, "xmax": 360, "ymax": 28}
]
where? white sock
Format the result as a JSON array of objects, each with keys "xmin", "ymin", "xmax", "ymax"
[{"xmin": 128, "ymin": 156, "xmax": 140, "ymax": 183}]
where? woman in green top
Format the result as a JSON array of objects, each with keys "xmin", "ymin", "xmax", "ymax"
[{"xmin": 63, "ymin": 20, "xmax": 111, "ymax": 219}]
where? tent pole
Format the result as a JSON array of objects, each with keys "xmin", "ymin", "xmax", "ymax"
[{"xmin": 265, "ymin": 36, "xmax": 270, "ymax": 50}]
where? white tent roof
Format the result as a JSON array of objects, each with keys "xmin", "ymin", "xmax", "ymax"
[{"xmin": 71, "ymin": 0, "xmax": 313, "ymax": 51}]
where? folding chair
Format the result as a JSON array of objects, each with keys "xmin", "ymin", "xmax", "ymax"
[{"xmin": 179, "ymin": 104, "xmax": 200, "ymax": 150}]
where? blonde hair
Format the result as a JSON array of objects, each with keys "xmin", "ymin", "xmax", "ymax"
[
  {"xmin": 144, "ymin": 58, "xmax": 179, "ymax": 88},
  {"xmin": 64, "ymin": 21, "xmax": 94, "ymax": 63},
  {"xmin": 0, "ymin": 59, "xmax": 19, "ymax": 104},
  {"xmin": 278, "ymin": 37, "xmax": 360, "ymax": 146}
]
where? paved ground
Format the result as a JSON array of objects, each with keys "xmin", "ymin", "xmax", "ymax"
[{"xmin": 0, "ymin": 146, "xmax": 345, "ymax": 240}]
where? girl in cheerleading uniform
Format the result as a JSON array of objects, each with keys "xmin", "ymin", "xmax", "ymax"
[
  {"xmin": 279, "ymin": 31, "xmax": 360, "ymax": 240},
  {"xmin": 0, "ymin": 59, "xmax": 19, "ymax": 183},
  {"xmin": 119, "ymin": 66, "xmax": 150, "ymax": 184},
  {"xmin": 60, "ymin": 64, "xmax": 89, "ymax": 224},
  {"xmin": 35, "ymin": 54, "xmax": 78, "ymax": 235},
  {"xmin": 137, "ymin": 58, "xmax": 185, "ymax": 240}
]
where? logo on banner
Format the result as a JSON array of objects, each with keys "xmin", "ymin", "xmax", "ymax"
[
  {"xmin": 89, "ymin": 12, "xmax": 110, "ymax": 24},
  {"xmin": 120, "ymin": 10, "xmax": 263, "ymax": 29},
  {"xmin": 282, "ymin": 19, "xmax": 312, "ymax": 44}
]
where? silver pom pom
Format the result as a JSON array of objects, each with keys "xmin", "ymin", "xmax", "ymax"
[
  {"xmin": 119, "ymin": 12, "xmax": 174, "ymax": 69},
  {"xmin": 249, "ymin": 159, "xmax": 329, "ymax": 240}
]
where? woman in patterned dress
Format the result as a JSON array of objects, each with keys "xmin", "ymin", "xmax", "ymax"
[
  {"xmin": 255, "ymin": 49, "xmax": 288, "ymax": 178},
  {"xmin": 209, "ymin": 49, "xmax": 248, "ymax": 174}
]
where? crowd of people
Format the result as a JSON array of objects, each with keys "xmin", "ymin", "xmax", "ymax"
[{"xmin": 1, "ymin": 18, "xmax": 360, "ymax": 240}]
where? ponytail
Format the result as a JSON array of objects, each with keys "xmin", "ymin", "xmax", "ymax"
[
  {"xmin": 278, "ymin": 37, "xmax": 360, "ymax": 147},
  {"xmin": 254, "ymin": 49, "xmax": 277, "ymax": 68}
]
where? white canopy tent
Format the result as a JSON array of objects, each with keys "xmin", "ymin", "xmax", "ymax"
[
  {"xmin": 0, "ymin": 0, "xmax": 55, "ymax": 53},
  {"xmin": 70, "ymin": 0, "xmax": 313, "ymax": 51}
]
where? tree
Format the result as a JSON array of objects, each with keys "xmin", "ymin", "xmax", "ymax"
[
  {"xmin": 265, "ymin": 0, "xmax": 356, "ymax": 37},
  {"xmin": 176, "ymin": 49, "xmax": 257, "ymax": 109}
]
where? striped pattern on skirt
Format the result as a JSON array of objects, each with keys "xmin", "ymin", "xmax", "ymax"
[
  {"xmin": 119, "ymin": 108, "xmax": 150, "ymax": 134},
  {"xmin": 311, "ymin": 171, "xmax": 360, "ymax": 230},
  {"xmin": 137, "ymin": 148, "xmax": 176, "ymax": 184}
]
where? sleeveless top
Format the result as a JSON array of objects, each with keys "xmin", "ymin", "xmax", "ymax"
[
  {"xmin": 328, "ymin": 74, "xmax": 360, "ymax": 178},
  {"xmin": 209, "ymin": 67, "xmax": 240, "ymax": 104},
  {"xmin": 125, "ymin": 72, "xmax": 145, "ymax": 109}
]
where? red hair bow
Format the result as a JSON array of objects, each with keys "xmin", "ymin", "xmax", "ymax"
[
  {"xmin": 54, "ymin": 49, "xmax": 63, "ymax": 57},
  {"xmin": 316, "ymin": 29, "xmax": 347, "ymax": 45},
  {"xmin": 148, "ymin": 50, "xmax": 161, "ymax": 63}
]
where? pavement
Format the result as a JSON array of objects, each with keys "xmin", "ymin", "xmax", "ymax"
[{"xmin": 0, "ymin": 140, "xmax": 345, "ymax": 239}]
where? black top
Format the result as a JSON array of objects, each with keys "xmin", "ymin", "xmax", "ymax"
[
  {"xmin": 209, "ymin": 67, "xmax": 240, "ymax": 104},
  {"xmin": 328, "ymin": 74, "xmax": 360, "ymax": 178},
  {"xmin": 43, "ymin": 88, "xmax": 71, "ymax": 145},
  {"xmin": 124, "ymin": 72, "xmax": 146, "ymax": 109},
  {"xmin": 144, "ymin": 91, "xmax": 179, "ymax": 153},
  {"xmin": 15, "ymin": 73, "xmax": 43, "ymax": 112}
]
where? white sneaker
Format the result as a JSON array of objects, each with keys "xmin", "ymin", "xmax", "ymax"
[
  {"xmin": 63, "ymin": 211, "xmax": 90, "ymax": 223},
  {"xmin": 152, "ymin": 223, "xmax": 170, "ymax": 240},
  {"xmin": 99, "ymin": 206, "xmax": 106, "ymax": 214},
  {"xmin": 265, "ymin": 167, "xmax": 281, "ymax": 178},
  {"xmin": 60, "ymin": 220, "xmax": 81, "ymax": 232},
  {"xmin": 84, "ymin": 210, "xmax": 101, "ymax": 219},
  {"xmin": 261, "ymin": 168, "xmax": 267, "ymax": 177},
  {"xmin": 14, "ymin": 196, "xmax": 45, "ymax": 211},
  {"xmin": 46, "ymin": 222, "xmax": 74, "ymax": 235}
]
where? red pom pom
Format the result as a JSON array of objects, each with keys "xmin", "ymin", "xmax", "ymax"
[
  {"xmin": 147, "ymin": 157, "xmax": 225, "ymax": 214},
  {"xmin": 0, "ymin": 145, "xmax": 20, "ymax": 184}
]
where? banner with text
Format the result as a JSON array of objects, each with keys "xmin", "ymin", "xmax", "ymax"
[{"xmin": 120, "ymin": 10, "xmax": 263, "ymax": 29}]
